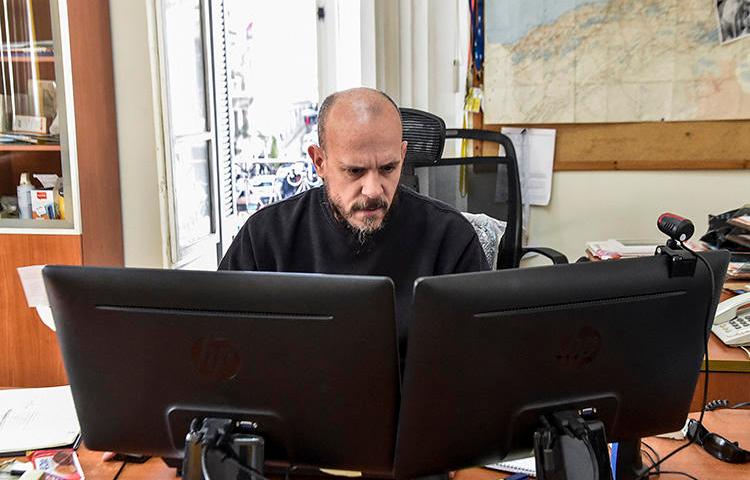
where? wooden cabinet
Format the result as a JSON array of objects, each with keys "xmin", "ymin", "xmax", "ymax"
[{"xmin": 0, "ymin": 0, "xmax": 122, "ymax": 387}]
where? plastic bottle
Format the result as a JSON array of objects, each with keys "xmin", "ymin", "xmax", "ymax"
[{"xmin": 17, "ymin": 172, "xmax": 33, "ymax": 219}]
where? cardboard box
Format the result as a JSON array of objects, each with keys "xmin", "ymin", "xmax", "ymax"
[{"xmin": 31, "ymin": 190, "xmax": 55, "ymax": 219}]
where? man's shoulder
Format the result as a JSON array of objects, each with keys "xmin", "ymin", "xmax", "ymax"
[{"xmin": 398, "ymin": 187, "xmax": 475, "ymax": 231}]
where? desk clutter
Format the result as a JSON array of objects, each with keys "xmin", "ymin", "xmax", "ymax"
[
  {"xmin": 5, "ymin": 213, "xmax": 747, "ymax": 479},
  {"xmin": 0, "ymin": 386, "xmax": 81, "ymax": 479},
  {"xmin": 0, "ymin": 386, "xmax": 80, "ymax": 456},
  {"xmin": 0, "ymin": 450, "xmax": 84, "ymax": 479}
]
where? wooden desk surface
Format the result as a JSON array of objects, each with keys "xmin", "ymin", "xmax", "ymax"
[
  {"xmin": 706, "ymin": 334, "xmax": 750, "ymax": 372},
  {"xmin": 67, "ymin": 410, "xmax": 750, "ymax": 479},
  {"xmin": 704, "ymin": 291, "xmax": 750, "ymax": 373}
]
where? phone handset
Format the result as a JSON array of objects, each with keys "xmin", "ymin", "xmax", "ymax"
[{"xmin": 712, "ymin": 291, "xmax": 750, "ymax": 347}]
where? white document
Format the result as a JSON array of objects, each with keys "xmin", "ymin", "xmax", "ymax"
[
  {"xmin": 0, "ymin": 386, "xmax": 80, "ymax": 454},
  {"xmin": 501, "ymin": 128, "xmax": 556, "ymax": 206},
  {"xmin": 486, "ymin": 455, "xmax": 536, "ymax": 477},
  {"xmin": 16, "ymin": 265, "xmax": 55, "ymax": 331}
]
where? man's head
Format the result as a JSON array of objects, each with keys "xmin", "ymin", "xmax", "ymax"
[{"xmin": 308, "ymin": 88, "xmax": 407, "ymax": 240}]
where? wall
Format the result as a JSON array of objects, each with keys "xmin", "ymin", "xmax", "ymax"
[
  {"xmin": 108, "ymin": 0, "xmax": 168, "ymax": 268},
  {"xmin": 527, "ymin": 170, "xmax": 750, "ymax": 263},
  {"xmin": 376, "ymin": 1, "xmax": 750, "ymax": 263}
]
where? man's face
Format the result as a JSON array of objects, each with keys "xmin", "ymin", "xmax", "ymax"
[{"xmin": 308, "ymin": 102, "xmax": 407, "ymax": 236}]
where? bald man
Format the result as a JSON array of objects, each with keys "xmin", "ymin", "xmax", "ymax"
[{"xmin": 219, "ymin": 88, "xmax": 489, "ymax": 359}]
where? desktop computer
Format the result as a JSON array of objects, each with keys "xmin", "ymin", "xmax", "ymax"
[
  {"xmin": 42, "ymin": 266, "xmax": 400, "ymax": 477},
  {"xmin": 43, "ymin": 246, "xmax": 728, "ymax": 480},
  {"xmin": 395, "ymin": 249, "xmax": 729, "ymax": 479}
]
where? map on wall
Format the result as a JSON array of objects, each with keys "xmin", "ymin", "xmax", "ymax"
[{"xmin": 483, "ymin": 0, "xmax": 750, "ymax": 124}]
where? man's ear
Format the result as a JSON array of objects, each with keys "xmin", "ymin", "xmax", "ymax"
[
  {"xmin": 308, "ymin": 144, "xmax": 326, "ymax": 178},
  {"xmin": 401, "ymin": 140, "xmax": 408, "ymax": 162}
]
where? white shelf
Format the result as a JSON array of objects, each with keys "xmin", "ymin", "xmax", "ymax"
[{"xmin": 0, "ymin": 218, "xmax": 78, "ymax": 234}]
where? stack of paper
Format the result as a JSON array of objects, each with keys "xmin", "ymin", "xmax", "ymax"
[
  {"xmin": 0, "ymin": 386, "xmax": 80, "ymax": 455},
  {"xmin": 585, "ymin": 239, "xmax": 660, "ymax": 260}
]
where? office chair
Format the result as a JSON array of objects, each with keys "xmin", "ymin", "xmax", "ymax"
[{"xmin": 400, "ymin": 108, "xmax": 568, "ymax": 269}]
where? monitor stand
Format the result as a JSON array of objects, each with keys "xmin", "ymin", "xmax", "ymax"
[
  {"xmin": 182, "ymin": 418, "xmax": 265, "ymax": 480},
  {"xmin": 533, "ymin": 410, "xmax": 613, "ymax": 480},
  {"xmin": 611, "ymin": 439, "xmax": 649, "ymax": 480}
]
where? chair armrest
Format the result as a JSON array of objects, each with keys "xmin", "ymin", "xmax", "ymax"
[{"xmin": 521, "ymin": 247, "xmax": 569, "ymax": 265}]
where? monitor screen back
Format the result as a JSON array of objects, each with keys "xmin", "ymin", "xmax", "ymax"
[
  {"xmin": 395, "ymin": 251, "xmax": 729, "ymax": 478},
  {"xmin": 43, "ymin": 266, "xmax": 400, "ymax": 474}
]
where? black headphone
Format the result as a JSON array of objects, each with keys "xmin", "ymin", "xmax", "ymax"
[{"xmin": 686, "ymin": 419, "xmax": 749, "ymax": 464}]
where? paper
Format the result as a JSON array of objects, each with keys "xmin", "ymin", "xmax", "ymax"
[
  {"xmin": 486, "ymin": 456, "xmax": 536, "ymax": 477},
  {"xmin": 16, "ymin": 265, "xmax": 49, "ymax": 308},
  {"xmin": 500, "ymin": 128, "xmax": 555, "ymax": 207},
  {"xmin": 32, "ymin": 175, "xmax": 59, "ymax": 189},
  {"xmin": 16, "ymin": 265, "xmax": 55, "ymax": 331},
  {"xmin": 0, "ymin": 386, "xmax": 80, "ymax": 454}
]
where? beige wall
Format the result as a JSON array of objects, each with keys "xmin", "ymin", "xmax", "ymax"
[
  {"xmin": 109, "ymin": 0, "xmax": 167, "ymax": 268},
  {"xmin": 527, "ymin": 170, "xmax": 750, "ymax": 263}
]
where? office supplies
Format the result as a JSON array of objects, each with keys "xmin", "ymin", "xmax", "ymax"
[
  {"xmin": 395, "ymin": 250, "xmax": 728, "ymax": 479},
  {"xmin": 0, "ymin": 386, "xmax": 80, "ymax": 456},
  {"xmin": 42, "ymin": 267, "xmax": 399, "ymax": 476},
  {"xmin": 29, "ymin": 449, "xmax": 83, "ymax": 479},
  {"xmin": 712, "ymin": 292, "xmax": 750, "ymax": 346}
]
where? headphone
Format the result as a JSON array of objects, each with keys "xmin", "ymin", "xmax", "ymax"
[{"xmin": 686, "ymin": 419, "xmax": 749, "ymax": 463}]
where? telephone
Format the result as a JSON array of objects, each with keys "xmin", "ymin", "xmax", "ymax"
[{"xmin": 712, "ymin": 292, "xmax": 750, "ymax": 347}]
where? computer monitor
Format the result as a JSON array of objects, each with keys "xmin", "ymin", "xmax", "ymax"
[
  {"xmin": 394, "ymin": 251, "xmax": 729, "ymax": 478},
  {"xmin": 43, "ymin": 266, "xmax": 400, "ymax": 475}
]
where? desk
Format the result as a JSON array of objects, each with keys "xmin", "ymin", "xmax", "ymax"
[
  {"xmin": 64, "ymin": 410, "xmax": 750, "ymax": 479},
  {"xmin": 688, "ymin": 291, "xmax": 750, "ymax": 411}
]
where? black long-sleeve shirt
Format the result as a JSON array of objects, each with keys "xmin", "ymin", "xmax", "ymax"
[{"xmin": 219, "ymin": 185, "xmax": 489, "ymax": 358}]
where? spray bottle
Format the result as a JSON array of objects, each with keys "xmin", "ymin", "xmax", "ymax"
[{"xmin": 17, "ymin": 172, "xmax": 33, "ymax": 219}]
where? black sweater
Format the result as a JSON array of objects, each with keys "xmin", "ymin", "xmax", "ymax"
[{"xmin": 219, "ymin": 185, "xmax": 489, "ymax": 358}]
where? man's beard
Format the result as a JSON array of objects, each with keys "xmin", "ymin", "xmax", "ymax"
[{"xmin": 325, "ymin": 185, "xmax": 392, "ymax": 245}]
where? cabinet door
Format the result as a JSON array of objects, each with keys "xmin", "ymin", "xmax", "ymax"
[{"xmin": 158, "ymin": 0, "xmax": 220, "ymax": 269}]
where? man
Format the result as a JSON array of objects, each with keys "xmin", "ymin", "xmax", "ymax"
[{"xmin": 220, "ymin": 87, "xmax": 489, "ymax": 359}]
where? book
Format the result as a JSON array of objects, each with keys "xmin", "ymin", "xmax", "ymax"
[
  {"xmin": 0, "ymin": 386, "xmax": 80, "ymax": 456},
  {"xmin": 728, "ymin": 215, "xmax": 750, "ymax": 231},
  {"xmin": 726, "ymin": 233, "xmax": 750, "ymax": 249}
]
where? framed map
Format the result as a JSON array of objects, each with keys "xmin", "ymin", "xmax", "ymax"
[{"xmin": 484, "ymin": 0, "xmax": 750, "ymax": 124}]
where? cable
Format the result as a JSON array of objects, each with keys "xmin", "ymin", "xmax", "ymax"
[
  {"xmin": 704, "ymin": 399, "xmax": 730, "ymax": 411},
  {"xmin": 647, "ymin": 470, "xmax": 700, "ymax": 480},
  {"xmin": 705, "ymin": 399, "xmax": 750, "ymax": 411},
  {"xmin": 219, "ymin": 452, "xmax": 272, "ymax": 480},
  {"xmin": 641, "ymin": 441, "xmax": 661, "ymax": 475},
  {"xmin": 201, "ymin": 445, "xmax": 212, "ymax": 480},
  {"xmin": 640, "ymin": 449, "xmax": 656, "ymax": 468},
  {"xmin": 741, "ymin": 345, "xmax": 750, "ymax": 360},
  {"xmin": 112, "ymin": 460, "xmax": 127, "ymax": 480},
  {"xmin": 641, "ymin": 441, "xmax": 661, "ymax": 466},
  {"xmin": 637, "ymin": 245, "xmax": 715, "ymax": 479}
]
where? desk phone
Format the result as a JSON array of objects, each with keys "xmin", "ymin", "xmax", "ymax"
[{"xmin": 712, "ymin": 292, "xmax": 750, "ymax": 347}]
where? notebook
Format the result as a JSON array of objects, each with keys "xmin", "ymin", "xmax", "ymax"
[
  {"xmin": 0, "ymin": 386, "xmax": 81, "ymax": 456},
  {"xmin": 485, "ymin": 456, "xmax": 536, "ymax": 477}
]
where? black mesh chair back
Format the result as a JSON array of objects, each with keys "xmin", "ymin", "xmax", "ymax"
[
  {"xmin": 401, "ymin": 108, "xmax": 446, "ymax": 166},
  {"xmin": 400, "ymin": 108, "xmax": 566, "ymax": 269}
]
